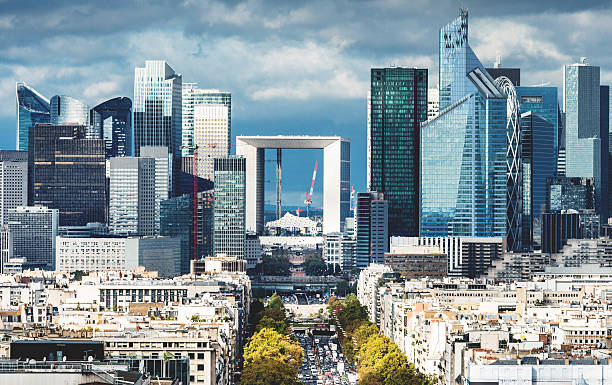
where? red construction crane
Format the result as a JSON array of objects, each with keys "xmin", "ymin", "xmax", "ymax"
[
  {"xmin": 180, "ymin": 144, "xmax": 199, "ymax": 261},
  {"xmin": 304, "ymin": 158, "xmax": 319, "ymax": 217}
]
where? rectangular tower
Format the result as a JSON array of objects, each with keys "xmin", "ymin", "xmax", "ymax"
[
  {"xmin": 563, "ymin": 61, "xmax": 607, "ymax": 219},
  {"xmin": 368, "ymin": 67, "xmax": 427, "ymax": 237},
  {"xmin": 29, "ymin": 124, "xmax": 106, "ymax": 226},
  {"xmin": 194, "ymin": 104, "xmax": 230, "ymax": 180},
  {"xmin": 133, "ymin": 60, "xmax": 182, "ymax": 195},
  {"xmin": 0, "ymin": 151, "xmax": 28, "ymax": 225},
  {"xmin": 7, "ymin": 206, "xmax": 58, "ymax": 270},
  {"xmin": 213, "ymin": 156, "xmax": 246, "ymax": 259},
  {"xmin": 355, "ymin": 191, "xmax": 388, "ymax": 269},
  {"xmin": 140, "ymin": 146, "xmax": 170, "ymax": 234},
  {"xmin": 182, "ymin": 84, "xmax": 231, "ymax": 157}
]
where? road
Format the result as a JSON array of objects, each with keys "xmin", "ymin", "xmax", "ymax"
[{"xmin": 295, "ymin": 333, "xmax": 356, "ymax": 385}]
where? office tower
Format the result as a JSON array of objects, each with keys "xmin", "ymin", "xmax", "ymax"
[
  {"xmin": 29, "ymin": 124, "xmax": 106, "ymax": 226},
  {"xmin": 0, "ymin": 151, "xmax": 28, "ymax": 225},
  {"xmin": 563, "ymin": 60, "xmax": 608, "ymax": 219},
  {"xmin": 6, "ymin": 206, "xmax": 58, "ymax": 270},
  {"xmin": 213, "ymin": 156, "xmax": 246, "ymax": 259},
  {"xmin": 56, "ymin": 236, "xmax": 139, "ymax": 273},
  {"xmin": 182, "ymin": 84, "xmax": 231, "ymax": 156},
  {"xmin": 520, "ymin": 112, "xmax": 556, "ymax": 249},
  {"xmin": 194, "ymin": 104, "xmax": 230, "ymax": 180},
  {"xmin": 245, "ymin": 233, "xmax": 262, "ymax": 270},
  {"xmin": 109, "ymin": 157, "xmax": 156, "ymax": 235},
  {"xmin": 197, "ymin": 190, "xmax": 214, "ymax": 258},
  {"xmin": 546, "ymin": 177, "xmax": 595, "ymax": 213},
  {"xmin": 515, "ymin": 86, "xmax": 559, "ymax": 165},
  {"xmin": 125, "ymin": 236, "xmax": 182, "ymax": 278},
  {"xmin": 140, "ymin": 146, "xmax": 170, "ymax": 233},
  {"xmin": 91, "ymin": 97, "xmax": 132, "ymax": 158},
  {"xmin": 427, "ymin": 88, "xmax": 439, "ymax": 120},
  {"xmin": 133, "ymin": 60, "xmax": 182, "ymax": 194},
  {"xmin": 0, "ymin": 227, "xmax": 11, "ymax": 273},
  {"xmin": 50, "ymin": 95, "xmax": 90, "ymax": 127},
  {"xmin": 160, "ymin": 194, "xmax": 192, "ymax": 275},
  {"xmin": 355, "ymin": 191, "xmax": 388, "ymax": 269},
  {"xmin": 16, "ymin": 82, "xmax": 50, "ymax": 152},
  {"xmin": 541, "ymin": 211, "xmax": 599, "ymax": 253},
  {"xmin": 421, "ymin": 10, "xmax": 507, "ymax": 238},
  {"xmin": 602, "ymin": 85, "xmax": 612, "ymax": 220},
  {"xmin": 368, "ymin": 67, "xmax": 427, "ymax": 237}
]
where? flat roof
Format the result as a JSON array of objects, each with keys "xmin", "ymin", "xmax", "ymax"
[{"xmin": 237, "ymin": 135, "xmax": 348, "ymax": 149}]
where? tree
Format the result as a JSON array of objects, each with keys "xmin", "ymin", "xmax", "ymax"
[
  {"xmin": 336, "ymin": 280, "xmax": 350, "ymax": 297},
  {"xmin": 243, "ymin": 328, "xmax": 304, "ymax": 374},
  {"xmin": 267, "ymin": 293, "xmax": 285, "ymax": 310},
  {"xmin": 240, "ymin": 358, "xmax": 302, "ymax": 385},
  {"xmin": 303, "ymin": 254, "xmax": 327, "ymax": 276},
  {"xmin": 72, "ymin": 270, "xmax": 85, "ymax": 281},
  {"xmin": 256, "ymin": 316, "xmax": 288, "ymax": 334},
  {"xmin": 262, "ymin": 255, "xmax": 292, "ymax": 276},
  {"xmin": 249, "ymin": 299, "xmax": 265, "ymax": 325}
]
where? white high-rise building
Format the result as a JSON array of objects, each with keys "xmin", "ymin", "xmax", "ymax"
[
  {"xmin": 55, "ymin": 236, "xmax": 139, "ymax": 273},
  {"xmin": 182, "ymin": 84, "xmax": 231, "ymax": 157},
  {"xmin": 194, "ymin": 104, "xmax": 230, "ymax": 180},
  {"xmin": 140, "ymin": 146, "xmax": 170, "ymax": 233},
  {"xmin": 0, "ymin": 151, "xmax": 28, "ymax": 225},
  {"xmin": 427, "ymin": 87, "xmax": 439, "ymax": 120}
]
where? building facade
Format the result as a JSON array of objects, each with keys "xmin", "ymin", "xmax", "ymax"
[
  {"xmin": 213, "ymin": 157, "xmax": 246, "ymax": 259},
  {"xmin": 563, "ymin": 61, "xmax": 608, "ymax": 219},
  {"xmin": 0, "ymin": 151, "xmax": 28, "ymax": 226},
  {"xmin": 133, "ymin": 60, "xmax": 182, "ymax": 194},
  {"xmin": 6, "ymin": 206, "xmax": 58, "ymax": 270},
  {"xmin": 324, "ymin": 232, "xmax": 356, "ymax": 271},
  {"xmin": 125, "ymin": 236, "xmax": 182, "ymax": 278},
  {"xmin": 109, "ymin": 157, "xmax": 156, "ymax": 236},
  {"xmin": 520, "ymin": 112, "xmax": 556, "ymax": 249},
  {"xmin": 16, "ymin": 82, "xmax": 50, "ymax": 152},
  {"xmin": 91, "ymin": 97, "xmax": 132, "ymax": 158},
  {"xmin": 55, "ymin": 236, "xmax": 139, "ymax": 273},
  {"xmin": 194, "ymin": 104, "xmax": 230, "ymax": 180},
  {"xmin": 368, "ymin": 67, "xmax": 427, "ymax": 237},
  {"xmin": 355, "ymin": 192, "xmax": 388, "ymax": 269},
  {"xmin": 160, "ymin": 194, "xmax": 193, "ymax": 275},
  {"xmin": 29, "ymin": 124, "xmax": 106, "ymax": 226},
  {"xmin": 181, "ymin": 84, "xmax": 231, "ymax": 156},
  {"xmin": 420, "ymin": 10, "xmax": 507, "ymax": 238},
  {"xmin": 140, "ymin": 146, "xmax": 170, "ymax": 234},
  {"xmin": 50, "ymin": 95, "xmax": 90, "ymax": 127}
]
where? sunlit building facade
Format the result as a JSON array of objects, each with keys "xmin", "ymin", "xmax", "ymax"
[
  {"xmin": 50, "ymin": 95, "xmax": 90, "ymax": 127},
  {"xmin": 182, "ymin": 84, "xmax": 231, "ymax": 156},
  {"xmin": 420, "ymin": 10, "xmax": 507, "ymax": 237},
  {"xmin": 213, "ymin": 156, "xmax": 246, "ymax": 259},
  {"xmin": 16, "ymin": 82, "xmax": 50, "ymax": 152}
]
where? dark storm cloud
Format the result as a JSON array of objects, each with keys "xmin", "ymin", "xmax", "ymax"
[{"xmin": 1, "ymin": 0, "xmax": 612, "ymax": 197}]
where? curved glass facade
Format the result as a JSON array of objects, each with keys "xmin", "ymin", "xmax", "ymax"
[
  {"xmin": 16, "ymin": 82, "xmax": 50, "ymax": 151},
  {"xmin": 91, "ymin": 97, "xmax": 132, "ymax": 158},
  {"xmin": 421, "ymin": 10, "xmax": 507, "ymax": 237},
  {"xmin": 50, "ymin": 95, "xmax": 90, "ymax": 127}
]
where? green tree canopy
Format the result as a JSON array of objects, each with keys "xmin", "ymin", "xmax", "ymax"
[
  {"xmin": 256, "ymin": 316, "xmax": 288, "ymax": 335},
  {"xmin": 261, "ymin": 255, "xmax": 292, "ymax": 276},
  {"xmin": 240, "ymin": 357, "xmax": 302, "ymax": 385},
  {"xmin": 243, "ymin": 328, "xmax": 304, "ymax": 375}
]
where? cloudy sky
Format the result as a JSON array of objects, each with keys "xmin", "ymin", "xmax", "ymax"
[{"xmin": 2, "ymin": 0, "xmax": 612, "ymax": 206}]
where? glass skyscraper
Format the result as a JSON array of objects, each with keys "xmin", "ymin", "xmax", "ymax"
[
  {"xmin": 160, "ymin": 194, "xmax": 193, "ymax": 275},
  {"xmin": 563, "ymin": 61, "xmax": 607, "ymax": 219},
  {"xmin": 182, "ymin": 84, "xmax": 231, "ymax": 157},
  {"xmin": 420, "ymin": 10, "xmax": 507, "ymax": 237},
  {"xmin": 29, "ymin": 124, "xmax": 106, "ymax": 227},
  {"xmin": 368, "ymin": 67, "xmax": 427, "ymax": 237},
  {"xmin": 213, "ymin": 156, "xmax": 246, "ymax": 259},
  {"xmin": 16, "ymin": 82, "xmax": 50, "ymax": 152},
  {"xmin": 520, "ymin": 112, "xmax": 556, "ymax": 248},
  {"xmin": 91, "ymin": 97, "xmax": 132, "ymax": 158},
  {"xmin": 50, "ymin": 95, "xmax": 90, "ymax": 127},
  {"xmin": 133, "ymin": 60, "xmax": 182, "ymax": 194}
]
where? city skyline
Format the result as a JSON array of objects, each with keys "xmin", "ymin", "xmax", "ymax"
[{"xmin": 3, "ymin": 0, "xmax": 612, "ymax": 204}]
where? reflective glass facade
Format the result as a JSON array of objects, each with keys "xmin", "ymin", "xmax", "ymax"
[
  {"xmin": 29, "ymin": 124, "xmax": 106, "ymax": 227},
  {"xmin": 515, "ymin": 86, "xmax": 559, "ymax": 165},
  {"xmin": 91, "ymin": 97, "xmax": 132, "ymax": 158},
  {"xmin": 182, "ymin": 84, "xmax": 231, "ymax": 157},
  {"xmin": 133, "ymin": 61, "xmax": 182, "ymax": 194},
  {"xmin": 50, "ymin": 95, "xmax": 90, "ymax": 127},
  {"xmin": 213, "ymin": 156, "xmax": 246, "ymax": 259},
  {"xmin": 546, "ymin": 177, "xmax": 594, "ymax": 213},
  {"xmin": 520, "ymin": 112, "xmax": 556, "ymax": 248},
  {"xmin": 16, "ymin": 82, "xmax": 50, "ymax": 152},
  {"xmin": 563, "ymin": 63, "xmax": 607, "ymax": 218},
  {"xmin": 421, "ymin": 11, "xmax": 507, "ymax": 237},
  {"xmin": 368, "ymin": 67, "xmax": 427, "ymax": 236}
]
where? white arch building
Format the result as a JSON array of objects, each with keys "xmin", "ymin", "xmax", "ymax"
[{"xmin": 236, "ymin": 136, "xmax": 350, "ymax": 234}]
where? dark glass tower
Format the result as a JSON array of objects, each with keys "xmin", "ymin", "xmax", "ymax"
[
  {"xmin": 91, "ymin": 97, "xmax": 133, "ymax": 158},
  {"xmin": 29, "ymin": 124, "xmax": 107, "ymax": 226},
  {"xmin": 520, "ymin": 112, "xmax": 556, "ymax": 249},
  {"xmin": 368, "ymin": 67, "xmax": 427, "ymax": 236},
  {"xmin": 16, "ymin": 82, "xmax": 50, "ymax": 152},
  {"xmin": 161, "ymin": 194, "xmax": 193, "ymax": 275}
]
